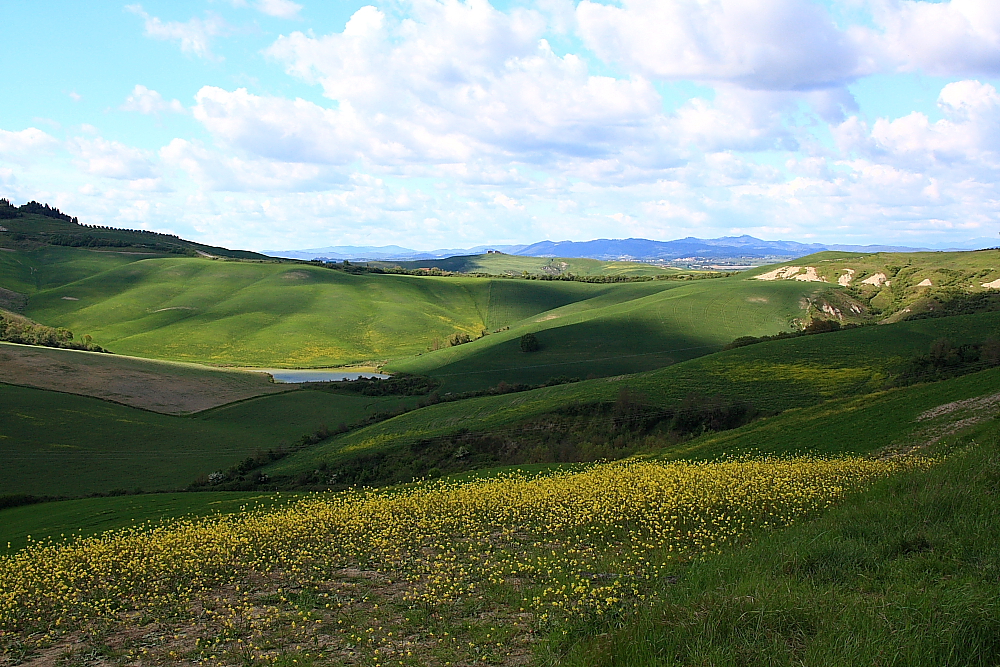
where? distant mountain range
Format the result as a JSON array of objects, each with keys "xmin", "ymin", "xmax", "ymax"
[{"xmin": 264, "ymin": 235, "xmax": 999, "ymax": 262}]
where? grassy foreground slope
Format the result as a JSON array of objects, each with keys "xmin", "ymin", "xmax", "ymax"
[
  {"xmin": 559, "ymin": 417, "xmax": 1000, "ymax": 667},
  {"xmin": 266, "ymin": 311, "xmax": 1000, "ymax": 479}
]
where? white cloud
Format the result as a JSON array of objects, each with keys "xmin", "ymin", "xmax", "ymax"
[
  {"xmin": 126, "ymin": 4, "xmax": 228, "ymax": 60},
  {"xmin": 255, "ymin": 0, "xmax": 302, "ymax": 19},
  {"xmin": 264, "ymin": 3, "xmax": 663, "ymax": 165},
  {"xmin": 576, "ymin": 0, "xmax": 869, "ymax": 91},
  {"xmin": 68, "ymin": 136, "xmax": 157, "ymax": 180},
  {"xmin": 836, "ymin": 80, "xmax": 1000, "ymax": 173},
  {"xmin": 868, "ymin": 0, "xmax": 1000, "ymax": 77},
  {"xmin": 0, "ymin": 128, "xmax": 59, "ymax": 156},
  {"xmin": 121, "ymin": 85, "xmax": 186, "ymax": 115},
  {"xmin": 160, "ymin": 138, "xmax": 344, "ymax": 191}
]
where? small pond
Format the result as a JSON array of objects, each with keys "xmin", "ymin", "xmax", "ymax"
[{"xmin": 254, "ymin": 369, "xmax": 390, "ymax": 384}]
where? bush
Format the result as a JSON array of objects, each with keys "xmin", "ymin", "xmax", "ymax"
[{"xmin": 520, "ymin": 332, "xmax": 540, "ymax": 353}]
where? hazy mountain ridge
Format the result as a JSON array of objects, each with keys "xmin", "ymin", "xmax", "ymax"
[{"xmin": 266, "ymin": 235, "xmax": 999, "ymax": 262}]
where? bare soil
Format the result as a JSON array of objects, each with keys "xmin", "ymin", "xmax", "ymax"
[{"xmin": 0, "ymin": 343, "xmax": 291, "ymax": 414}]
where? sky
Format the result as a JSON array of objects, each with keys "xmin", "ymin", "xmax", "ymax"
[{"xmin": 1, "ymin": 0, "xmax": 1000, "ymax": 252}]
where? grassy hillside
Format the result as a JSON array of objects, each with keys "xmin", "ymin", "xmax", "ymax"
[
  {"xmin": 25, "ymin": 258, "xmax": 785, "ymax": 371},
  {"xmin": 0, "ymin": 383, "xmax": 421, "ymax": 496},
  {"xmin": 391, "ymin": 276, "xmax": 845, "ymax": 391},
  {"xmin": 0, "ymin": 244, "xmax": 157, "ymax": 303},
  {"xmin": 557, "ymin": 416, "xmax": 1000, "ymax": 667},
  {"xmin": 266, "ymin": 311, "xmax": 1000, "ymax": 480},
  {"xmin": 0, "ymin": 492, "xmax": 301, "ymax": 555},
  {"xmin": 749, "ymin": 249, "xmax": 1000, "ymax": 320},
  {"xmin": 0, "ymin": 210, "xmax": 265, "ymax": 259}
]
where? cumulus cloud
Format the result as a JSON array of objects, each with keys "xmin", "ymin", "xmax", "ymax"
[
  {"xmin": 160, "ymin": 138, "xmax": 345, "ymax": 191},
  {"xmin": 868, "ymin": 0, "xmax": 1000, "ymax": 77},
  {"xmin": 0, "ymin": 128, "xmax": 59, "ymax": 156},
  {"xmin": 264, "ymin": 2, "xmax": 664, "ymax": 165},
  {"xmin": 576, "ymin": 0, "xmax": 869, "ymax": 91},
  {"xmin": 68, "ymin": 136, "xmax": 157, "ymax": 180},
  {"xmin": 126, "ymin": 4, "xmax": 228, "ymax": 60},
  {"xmin": 836, "ymin": 80, "xmax": 1000, "ymax": 174},
  {"xmin": 121, "ymin": 85, "xmax": 186, "ymax": 115}
]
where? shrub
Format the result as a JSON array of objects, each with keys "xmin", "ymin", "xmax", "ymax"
[{"xmin": 520, "ymin": 332, "xmax": 540, "ymax": 353}]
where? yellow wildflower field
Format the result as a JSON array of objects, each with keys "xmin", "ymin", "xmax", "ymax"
[{"xmin": 0, "ymin": 456, "xmax": 930, "ymax": 665}]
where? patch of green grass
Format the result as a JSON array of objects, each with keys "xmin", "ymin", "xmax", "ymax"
[
  {"xmin": 553, "ymin": 418, "xmax": 1000, "ymax": 667},
  {"xmin": 0, "ymin": 383, "xmax": 420, "ymax": 496},
  {"xmin": 0, "ymin": 244, "xmax": 156, "ymax": 297},
  {"xmin": 0, "ymin": 491, "xmax": 301, "ymax": 555}
]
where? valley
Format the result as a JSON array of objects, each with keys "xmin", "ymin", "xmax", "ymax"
[{"xmin": 2, "ymin": 211, "xmax": 1000, "ymax": 666}]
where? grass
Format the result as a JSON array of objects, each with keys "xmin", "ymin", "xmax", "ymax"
[
  {"xmin": 0, "ymin": 244, "xmax": 156, "ymax": 299},
  {"xmin": 391, "ymin": 275, "xmax": 837, "ymax": 392},
  {"xmin": 0, "ymin": 383, "xmax": 421, "ymax": 497},
  {"xmin": 554, "ymin": 417, "xmax": 1000, "ymax": 667},
  {"xmin": 0, "ymin": 491, "xmax": 301, "ymax": 555},
  {"xmin": 749, "ymin": 249, "xmax": 1000, "ymax": 320},
  {"xmin": 267, "ymin": 310, "xmax": 1000, "ymax": 479},
  {"xmin": 23, "ymin": 258, "xmax": 641, "ymax": 367}
]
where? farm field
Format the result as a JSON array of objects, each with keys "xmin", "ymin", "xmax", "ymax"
[
  {"xmin": 4, "ymin": 229, "xmax": 1000, "ymax": 665},
  {"xmin": 0, "ymin": 342, "xmax": 289, "ymax": 413}
]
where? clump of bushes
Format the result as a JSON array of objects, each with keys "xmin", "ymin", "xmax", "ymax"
[
  {"xmin": 0, "ymin": 310, "xmax": 108, "ymax": 352},
  {"xmin": 520, "ymin": 332, "xmax": 540, "ymax": 352},
  {"xmin": 724, "ymin": 318, "xmax": 858, "ymax": 350},
  {"xmin": 888, "ymin": 337, "xmax": 1000, "ymax": 387}
]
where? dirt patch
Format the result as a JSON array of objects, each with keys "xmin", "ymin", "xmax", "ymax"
[
  {"xmin": 282, "ymin": 270, "xmax": 310, "ymax": 280},
  {"xmin": 861, "ymin": 272, "xmax": 888, "ymax": 287},
  {"xmin": 754, "ymin": 266, "xmax": 802, "ymax": 281},
  {"xmin": 981, "ymin": 278, "xmax": 1000, "ymax": 289},
  {"xmin": 837, "ymin": 269, "xmax": 855, "ymax": 286},
  {"xmin": 60, "ymin": 296, "xmax": 79, "ymax": 301},
  {"xmin": 793, "ymin": 267, "xmax": 827, "ymax": 283},
  {"xmin": 0, "ymin": 343, "xmax": 291, "ymax": 414},
  {"xmin": 917, "ymin": 278, "xmax": 933, "ymax": 287},
  {"xmin": 0, "ymin": 287, "xmax": 27, "ymax": 312},
  {"xmin": 149, "ymin": 306, "xmax": 194, "ymax": 313},
  {"xmin": 536, "ymin": 313, "xmax": 561, "ymax": 322},
  {"xmin": 746, "ymin": 296, "xmax": 768, "ymax": 303}
]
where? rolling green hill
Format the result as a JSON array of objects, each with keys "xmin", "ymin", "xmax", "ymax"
[
  {"xmin": 22, "ymin": 256, "xmax": 833, "ymax": 374},
  {"xmin": 390, "ymin": 276, "xmax": 850, "ymax": 392},
  {"xmin": 0, "ymin": 210, "xmax": 265, "ymax": 259},
  {"xmin": 264, "ymin": 311, "xmax": 1000, "ymax": 481}
]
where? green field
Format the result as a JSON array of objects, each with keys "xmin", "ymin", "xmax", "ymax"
[{"xmin": 0, "ymin": 383, "xmax": 421, "ymax": 496}]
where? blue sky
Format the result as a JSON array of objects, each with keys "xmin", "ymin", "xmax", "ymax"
[{"xmin": 2, "ymin": 0, "xmax": 999, "ymax": 251}]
